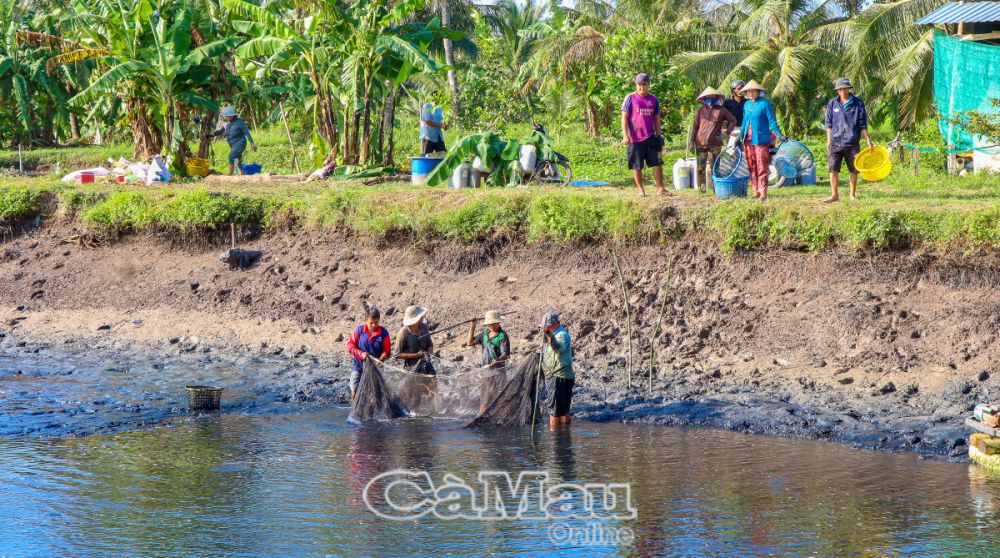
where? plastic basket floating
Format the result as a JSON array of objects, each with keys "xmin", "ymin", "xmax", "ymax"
[
  {"xmin": 185, "ymin": 385, "xmax": 223, "ymax": 411},
  {"xmin": 773, "ymin": 139, "xmax": 814, "ymax": 178},
  {"xmin": 713, "ymin": 146, "xmax": 749, "ymax": 179},
  {"xmin": 855, "ymin": 145, "xmax": 891, "ymax": 181}
]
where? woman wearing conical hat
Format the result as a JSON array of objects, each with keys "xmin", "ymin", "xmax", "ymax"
[
  {"xmin": 738, "ymin": 81, "xmax": 785, "ymax": 201},
  {"xmin": 691, "ymin": 86, "xmax": 738, "ymax": 193}
]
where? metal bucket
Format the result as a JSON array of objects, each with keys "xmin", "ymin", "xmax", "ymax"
[{"xmin": 186, "ymin": 385, "xmax": 223, "ymax": 411}]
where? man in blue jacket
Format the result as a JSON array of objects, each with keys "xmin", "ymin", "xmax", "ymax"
[{"xmin": 824, "ymin": 78, "xmax": 872, "ymax": 202}]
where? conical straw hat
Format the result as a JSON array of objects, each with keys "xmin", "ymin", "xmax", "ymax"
[
  {"xmin": 739, "ymin": 80, "xmax": 765, "ymax": 93},
  {"xmin": 696, "ymin": 87, "xmax": 723, "ymax": 100}
]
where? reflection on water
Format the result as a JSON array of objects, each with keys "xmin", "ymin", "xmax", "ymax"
[{"xmin": 2, "ymin": 409, "xmax": 1000, "ymax": 557}]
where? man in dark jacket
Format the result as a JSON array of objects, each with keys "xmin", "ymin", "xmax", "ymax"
[
  {"xmin": 691, "ymin": 87, "xmax": 738, "ymax": 192},
  {"xmin": 824, "ymin": 78, "xmax": 872, "ymax": 202},
  {"xmin": 722, "ymin": 80, "xmax": 746, "ymax": 127}
]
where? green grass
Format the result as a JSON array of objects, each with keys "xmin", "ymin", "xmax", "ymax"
[{"xmin": 1, "ymin": 126, "xmax": 998, "ymax": 253}]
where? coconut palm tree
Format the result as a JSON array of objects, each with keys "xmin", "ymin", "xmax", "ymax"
[
  {"xmin": 669, "ymin": 0, "xmax": 842, "ymax": 136},
  {"xmin": 846, "ymin": 0, "xmax": 944, "ymax": 128}
]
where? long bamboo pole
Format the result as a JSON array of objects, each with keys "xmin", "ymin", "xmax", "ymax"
[
  {"xmin": 648, "ymin": 257, "xmax": 673, "ymax": 394},
  {"xmin": 610, "ymin": 244, "xmax": 633, "ymax": 388}
]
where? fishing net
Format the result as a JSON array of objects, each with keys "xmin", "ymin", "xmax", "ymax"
[
  {"xmin": 713, "ymin": 146, "xmax": 748, "ymax": 179},
  {"xmin": 773, "ymin": 139, "xmax": 814, "ymax": 178},
  {"xmin": 466, "ymin": 353, "xmax": 542, "ymax": 428},
  {"xmin": 349, "ymin": 356, "xmax": 512, "ymax": 424}
]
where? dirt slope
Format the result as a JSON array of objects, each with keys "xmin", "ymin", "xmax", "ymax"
[{"xmin": 2, "ymin": 224, "xmax": 998, "ymax": 457}]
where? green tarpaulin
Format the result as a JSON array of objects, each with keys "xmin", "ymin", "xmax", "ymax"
[{"xmin": 934, "ymin": 31, "xmax": 1000, "ymax": 149}]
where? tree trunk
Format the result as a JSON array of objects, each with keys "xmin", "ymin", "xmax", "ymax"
[
  {"xmin": 440, "ymin": 1, "xmax": 461, "ymax": 126},
  {"xmin": 198, "ymin": 109, "xmax": 218, "ymax": 159},
  {"xmin": 379, "ymin": 83, "xmax": 398, "ymax": 166},
  {"xmin": 128, "ymin": 97, "xmax": 163, "ymax": 160},
  {"xmin": 585, "ymin": 99, "xmax": 599, "ymax": 138},
  {"xmin": 359, "ymin": 93, "xmax": 373, "ymax": 163}
]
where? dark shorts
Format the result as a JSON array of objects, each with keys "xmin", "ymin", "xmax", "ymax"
[
  {"xmin": 627, "ymin": 136, "xmax": 662, "ymax": 170},
  {"xmin": 545, "ymin": 376, "xmax": 575, "ymax": 417},
  {"xmin": 828, "ymin": 144, "xmax": 860, "ymax": 173},
  {"xmin": 422, "ymin": 138, "xmax": 446, "ymax": 155}
]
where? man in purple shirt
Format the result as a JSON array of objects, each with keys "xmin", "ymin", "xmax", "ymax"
[{"xmin": 621, "ymin": 73, "xmax": 668, "ymax": 197}]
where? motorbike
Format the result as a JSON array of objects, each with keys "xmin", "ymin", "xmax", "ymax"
[{"xmin": 527, "ymin": 123, "xmax": 573, "ymax": 185}]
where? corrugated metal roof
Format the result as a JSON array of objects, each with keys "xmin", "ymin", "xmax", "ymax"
[{"xmin": 916, "ymin": 1, "xmax": 1000, "ymax": 24}]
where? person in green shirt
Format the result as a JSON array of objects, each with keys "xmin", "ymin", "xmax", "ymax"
[
  {"xmin": 541, "ymin": 312, "xmax": 574, "ymax": 428},
  {"xmin": 466, "ymin": 310, "xmax": 512, "ymax": 413}
]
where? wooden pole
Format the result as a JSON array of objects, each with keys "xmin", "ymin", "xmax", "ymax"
[
  {"xmin": 230, "ymin": 223, "xmax": 236, "ymax": 249},
  {"xmin": 280, "ymin": 101, "xmax": 301, "ymax": 174},
  {"xmin": 610, "ymin": 244, "xmax": 633, "ymax": 388},
  {"xmin": 18, "ymin": 143, "xmax": 23, "ymax": 174},
  {"xmin": 648, "ymin": 257, "xmax": 673, "ymax": 394}
]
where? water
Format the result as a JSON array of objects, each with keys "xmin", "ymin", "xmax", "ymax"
[{"xmin": 2, "ymin": 348, "xmax": 1000, "ymax": 556}]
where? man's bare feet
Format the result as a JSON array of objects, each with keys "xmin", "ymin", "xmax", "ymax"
[
  {"xmin": 849, "ymin": 194, "xmax": 858, "ymax": 201},
  {"xmin": 823, "ymin": 196, "xmax": 839, "ymax": 203},
  {"xmin": 759, "ymin": 195, "xmax": 767, "ymax": 202},
  {"xmin": 637, "ymin": 188, "xmax": 646, "ymax": 197},
  {"xmin": 656, "ymin": 188, "xmax": 669, "ymax": 196}
]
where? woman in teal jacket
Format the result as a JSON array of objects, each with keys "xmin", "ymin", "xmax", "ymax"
[{"xmin": 738, "ymin": 81, "xmax": 783, "ymax": 201}]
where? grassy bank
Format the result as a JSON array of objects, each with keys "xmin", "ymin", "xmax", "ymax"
[
  {"xmin": 1, "ymin": 123, "xmax": 998, "ymax": 253},
  {"xmin": 1, "ymin": 176, "xmax": 998, "ymax": 254}
]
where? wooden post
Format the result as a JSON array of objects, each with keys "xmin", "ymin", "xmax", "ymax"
[
  {"xmin": 18, "ymin": 143, "xmax": 23, "ymax": 174},
  {"xmin": 230, "ymin": 223, "xmax": 236, "ymax": 249},
  {"xmin": 912, "ymin": 147, "xmax": 919, "ymax": 176},
  {"xmin": 947, "ymin": 144, "xmax": 958, "ymax": 175},
  {"xmin": 279, "ymin": 101, "xmax": 301, "ymax": 174}
]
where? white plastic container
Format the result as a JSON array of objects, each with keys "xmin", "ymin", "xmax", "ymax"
[
  {"xmin": 673, "ymin": 158, "xmax": 692, "ymax": 190},
  {"xmin": 519, "ymin": 145, "xmax": 537, "ymax": 174},
  {"xmin": 472, "ymin": 156, "xmax": 490, "ymax": 173},
  {"xmin": 450, "ymin": 163, "xmax": 472, "ymax": 189}
]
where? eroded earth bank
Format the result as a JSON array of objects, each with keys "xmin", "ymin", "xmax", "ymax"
[{"xmin": 2, "ymin": 224, "xmax": 999, "ymax": 458}]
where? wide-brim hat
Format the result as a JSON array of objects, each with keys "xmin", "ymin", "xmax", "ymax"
[
  {"xmin": 403, "ymin": 306, "xmax": 426, "ymax": 326},
  {"xmin": 483, "ymin": 310, "xmax": 502, "ymax": 325},
  {"xmin": 739, "ymin": 80, "xmax": 765, "ymax": 93},
  {"xmin": 696, "ymin": 87, "xmax": 724, "ymax": 101},
  {"xmin": 220, "ymin": 106, "xmax": 238, "ymax": 117}
]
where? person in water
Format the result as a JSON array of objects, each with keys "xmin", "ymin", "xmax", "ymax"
[
  {"xmin": 466, "ymin": 310, "xmax": 512, "ymax": 413},
  {"xmin": 346, "ymin": 307, "xmax": 391, "ymax": 400},
  {"xmin": 207, "ymin": 106, "xmax": 257, "ymax": 175},
  {"xmin": 465, "ymin": 310, "xmax": 511, "ymax": 368},
  {"xmin": 541, "ymin": 312, "xmax": 574, "ymax": 428},
  {"xmin": 395, "ymin": 306, "xmax": 435, "ymax": 375}
]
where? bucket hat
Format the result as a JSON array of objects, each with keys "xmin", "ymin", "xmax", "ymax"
[
  {"xmin": 739, "ymin": 80, "xmax": 765, "ymax": 93},
  {"xmin": 483, "ymin": 310, "xmax": 502, "ymax": 325},
  {"xmin": 220, "ymin": 106, "xmax": 238, "ymax": 117},
  {"xmin": 833, "ymin": 77, "xmax": 853, "ymax": 90},
  {"xmin": 403, "ymin": 306, "xmax": 427, "ymax": 326}
]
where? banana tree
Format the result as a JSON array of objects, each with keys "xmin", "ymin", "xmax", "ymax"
[{"xmin": 48, "ymin": 0, "xmax": 236, "ymax": 161}]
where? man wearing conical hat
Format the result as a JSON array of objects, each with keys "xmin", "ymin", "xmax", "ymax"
[{"xmin": 690, "ymin": 86, "xmax": 738, "ymax": 192}]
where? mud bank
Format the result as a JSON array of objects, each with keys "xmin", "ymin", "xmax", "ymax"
[{"xmin": 2, "ymin": 224, "xmax": 999, "ymax": 457}]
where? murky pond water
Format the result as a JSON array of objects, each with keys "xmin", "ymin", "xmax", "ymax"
[{"xmin": 2, "ymin": 347, "xmax": 999, "ymax": 556}]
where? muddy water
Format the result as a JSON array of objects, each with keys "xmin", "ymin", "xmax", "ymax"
[{"xmin": 2, "ymin": 349, "xmax": 1000, "ymax": 556}]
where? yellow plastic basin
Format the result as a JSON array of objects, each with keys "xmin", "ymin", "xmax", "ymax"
[
  {"xmin": 854, "ymin": 146, "xmax": 891, "ymax": 182},
  {"xmin": 185, "ymin": 157, "xmax": 211, "ymax": 177}
]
